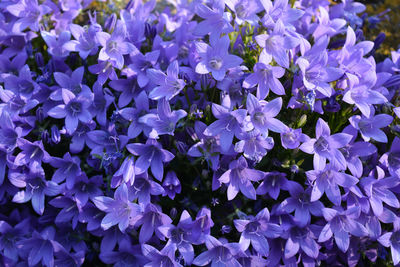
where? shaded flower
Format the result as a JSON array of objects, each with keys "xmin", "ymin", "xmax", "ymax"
[
  {"xmin": 47, "ymin": 89, "xmax": 93, "ymax": 134},
  {"xmin": 147, "ymin": 60, "xmax": 186, "ymax": 100},
  {"xmin": 300, "ymin": 118, "xmax": 352, "ymax": 170},
  {"xmin": 93, "ymin": 184, "xmax": 142, "ymax": 232},
  {"xmin": 349, "ymin": 113, "xmax": 393, "ymax": 143},
  {"xmin": 195, "ymin": 35, "xmax": 243, "ymax": 81},
  {"xmin": 127, "ymin": 138, "xmax": 175, "ymax": 181},
  {"xmin": 318, "ymin": 206, "xmax": 368, "ymax": 252},
  {"xmin": 243, "ymin": 51, "xmax": 285, "ymax": 98},
  {"xmin": 219, "ymin": 156, "xmax": 264, "ymax": 200},
  {"xmin": 162, "ymin": 171, "xmax": 181, "ymax": 199},
  {"xmin": 139, "ymin": 98, "xmax": 187, "ymax": 136},
  {"xmin": 306, "ymin": 164, "xmax": 358, "ymax": 206},
  {"xmin": 234, "ymin": 208, "xmax": 281, "ymax": 256},
  {"xmin": 246, "ymin": 94, "xmax": 287, "ymax": 135},
  {"xmin": 98, "ymin": 20, "xmax": 136, "ymax": 69},
  {"xmin": 203, "ymin": 103, "xmax": 247, "ymax": 152}
]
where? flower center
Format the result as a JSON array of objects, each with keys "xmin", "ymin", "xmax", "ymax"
[
  {"xmin": 253, "ymin": 112, "xmax": 266, "ymax": 124},
  {"xmin": 246, "ymin": 221, "xmax": 260, "ymax": 233},
  {"xmin": 209, "ymin": 58, "xmax": 223, "ymax": 70},
  {"xmin": 68, "ymin": 101, "xmax": 82, "ymax": 116},
  {"xmin": 314, "ymin": 136, "xmax": 329, "ymax": 152},
  {"xmin": 235, "ymin": 3, "xmax": 249, "ymax": 18},
  {"xmin": 388, "ymin": 152, "xmax": 400, "ymax": 169}
]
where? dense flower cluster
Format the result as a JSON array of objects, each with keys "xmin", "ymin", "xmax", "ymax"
[{"xmin": 1, "ymin": 0, "xmax": 400, "ymax": 266}]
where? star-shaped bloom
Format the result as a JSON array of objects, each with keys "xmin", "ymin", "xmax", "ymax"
[
  {"xmin": 243, "ymin": 52, "xmax": 285, "ymax": 99},
  {"xmin": 300, "ymin": 118, "xmax": 352, "ymax": 170},
  {"xmin": 349, "ymin": 113, "xmax": 393, "ymax": 143},
  {"xmin": 195, "ymin": 35, "xmax": 243, "ymax": 81},
  {"xmin": 246, "ymin": 94, "xmax": 287, "ymax": 135},
  {"xmin": 147, "ymin": 60, "xmax": 186, "ymax": 100},
  {"xmin": 255, "ymin": 19, "xmax": 300, "ymax": 68},
  {"xmin": 203, "ymin": 103, "xmax": 247, "ymax": 153},
  {"xmin": 93, "ymin": 184, "xmax": 141, "ymax": 232},
  {"xmin": 47, "ymin": 89, "xmax": 93, "ymax": 134},
  {"xmin": 98, "ymin": 20, "xmax": 136, "ymax": 69},
  {"xmin": 127, "ymin": 138, "xmax": 175, "ymax": 181},
  {"xmin": 378, "ymin": 229, "xmax": 400, "ymax": 265},
  {"xmin": 306, "ymin": 164, "xmax": 358, "ymax": 206},
  {"xmin": 219, "ymin": 156, "xmax": 265, "ymax": 200},
  {"xmin": 234, "ymin": 208, "xmax": 281, "ymax": 256},
  {"xmin": 318, "ymin": 207, "xmax": 368, "ymax": 253},
  {"xmin": 139, "ymin": 98, "xmax": 187, "ymax": 136}
]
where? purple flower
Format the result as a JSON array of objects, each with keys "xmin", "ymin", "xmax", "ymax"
[
  {"xmin": 127, "ymin": 138, "xmax": 175, "ymax": 181},
  {"xmin": 234, "ymin": 208, "xmax": 281, "ymax": 256},
  {"xmin": 306, "ymin": 164, "xmax": 358, "ymax": 206},
  {"xmin": 203, "ymin": 103, "xmax": 247, "ymax": 153},
  {"xmin": 225, "ymin": 0, "xmax": 263, "ymax": 25},
  {"xmin": 47, "ymin": 89, "xmax": 93, "ymax": 134},
  {"xmin": 142, "ymin": 243, "xmax": 182, "ymax": 267},
  {"xmin": 127, "ymin": 49, "xmax": 159, "ymax": 88},
  {"xmin": 139, "ymin": 98, "xmax": 187, "ymax": 136},
  {"xmin": 13, "ymin": 139, "xmax": 51, "ymax": 171},
  {"xmin": 162, "ymin": 171, "xmax": 181, "ymax": 199},
  {"xmin": 3, "ymin": 64, "xmax": 40, "ymax": 100},
  {"xmin": 280, "ymin": 127, "xmax": 307, "ymax": 149},
  {"xmin": 7, "ymin": 0, "xmax": 51, "ymax": 32},
  {"xmin": 41, "ymin": 31, "xmax": 71, "ymax": 58},
  {"xmin": 70, "ymin": 174, "xmax": 103, "ymax": 209},
  {"xmin": 100, "ymin": 241, "xmax": 147, "ymax": 266},
  {"xmin": 136, "ymin": 203, "xmax": 172, "ymax": 243},
  {"xmin": 147, "ymin": 60, "xmax": 186, "ymax": 100},
  {"xmin": 128, "ymin": 173, "xmax": 164, "ymax": 205},
  {"xmin": 89, "ymin": 81, "xmax": 114, "ymax": 126},
  {"xmin": 192, "ymin": 207, "xmax": 214, "ymax": 244},
  {"xmin": 235, "ymin": 129, "xmax": 274, "ymax": 162},
  {"xmin": 193, "ymin": 1, "xmax": 234, "ymax": 38},
  {"xmin": 187, "ymin": 121, "xmax": 221, "ymax": 171},
  {"xmin": 64, "ymin": 23, "xmax": 100, "ymax": 59},
  {"xmin": 380, "ymin": 137, "xmax": 400, "ymax": 177},
  {"xmin": 296, "ymin": 36, "xmax": 344, "ymax": 97},
  {"xmin": 246, "ymin": 94, "xmax": 287, "ymax": 135},
  {"xmin": 378, "ymin": 229, "xmax": 400, "ymax": 265},
  {"xmin": 279, "ymin": 183, "xmax": 324, "ymax": 227},
  {"xmin": 98, "ymin": 20, "xmax": 136, "ymax": 69},
  {"xmin": 49, "ymin": 152, "xmax": 81, "ymax": 189},
  {"xmin": 50, "ymin": 66, "xmax": 89, "ymax": 98},
  {"xmin": 158, "ymin": 210, "xmax": 196, "ymax": 265},
  {"xmin": 284, "ymin": 224, "xmax": 320, "ymax": 259},
  {"xmin": 219, "ymin": 156, "xmax": 264, "ymax": 200},
  {"xmin": 360, "ymin": 176, "xmax": 400, "ymax": 216},
  {"xmin": 111, "ymin": 156, "xmax": 135, "ymax": 188},
  {"xmin": 192, "ymin": 235, "xmax": 243, "ymax": 266},
  {"xmin": 300, "ymin": 118, "xmax": 352, "ymax": 170},
  {"xmin": 0, "ymin": 111, "xmax": 22, "ymax": 153},
  {"xmin": 256, "ymin": 171, "xmax": 291, "ymax": 200},
  {"xmin": 243, "ymin": 52, "xmax": 285, "ymax": 99},
  {"xmin": 255, "ymin": 19, "xmax": 300, "ymax": 68},
  {"xmin": 318, "ymin": 207, "xmax": 368, "ymax": 252},
  {"xmin": 343, "ymin": 84, "xmax": 387, "ymax": 117},
  {"xmin": 50, "ymin": 196, "xmax": 81, "ymax": 229},
  {"xmin": 340, "ymin": 127, "xmax": 377, "ymax": 177},
  {"xmin": 88, "ymin": 60, "xmax": 118, "ymax": 85},
  {"xmin": 0, "ymin": 219, "xmax": 30, "ymax": 263},
  {"xmin": 119, "ymin": 91, "xmax": 151, "ymax": 138},
  {"xmin": 349, "ymin": 114, "xmax": 393, "ymax": 143},
  {"xmin": 17, "ymin": 227, "xmax": 59, "ymax": 267},
  {"xmin": 69, "ymin": 121, "xmax": 96, "ymax": 153},
  {"xmin": 93, "ymin": 184, "xmax": 142, "ymax": 232},
  {"xmin": 195, "ymin": 35, "xmax": 243, "ymax": 81}
]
